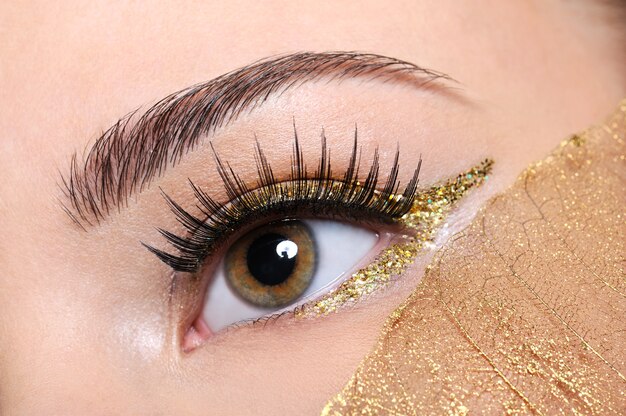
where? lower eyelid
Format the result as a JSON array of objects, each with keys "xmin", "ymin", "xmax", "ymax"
[
  {"xmin": 172, "ymin": 218, "xmax": 392, "ymax": 351},
  {"xmin": 180, "ymin": 227, "xmax": 396, "ymax": 352},
  {"xmin": 199, "ymin": 220, "xmax": 392, "ymax": 336}
]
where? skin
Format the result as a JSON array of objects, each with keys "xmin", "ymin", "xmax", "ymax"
[{"xmin": 0, "ymin": 1, "xmax": 624, "ymax": 414}]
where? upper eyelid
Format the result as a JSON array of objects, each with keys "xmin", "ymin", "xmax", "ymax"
[
  {"xmin": 145, "ymin": 132, "xmax": 421, "ymax": 273},
  {"xmin": 58, "ymin": 51, "xmax": 455, "ymax": 229}
]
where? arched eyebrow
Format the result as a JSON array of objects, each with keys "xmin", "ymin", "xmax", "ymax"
[{"xmin": 59, "ymin": 51, "xmax": 454, "ymax": 229}]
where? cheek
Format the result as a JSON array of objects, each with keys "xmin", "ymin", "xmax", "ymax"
[
  {"xmin": 0, "ymin": 258, "xmax": 176, "ymax": 412},
  {"xmin": 167, "ymin": 260, "xmax": 429, "ymax": 413},
  {"xmin": 110, "ymin": 308, "xmax": 167, "ymax": 362}
]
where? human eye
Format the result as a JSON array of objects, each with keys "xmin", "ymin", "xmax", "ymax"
[
  {"xmin": 204, "ymin": 218, "xmax": 383, "ymax": 332},
  {"xmin": 145, "ymin": 131, "xmax": 492, "ymax": 350}
]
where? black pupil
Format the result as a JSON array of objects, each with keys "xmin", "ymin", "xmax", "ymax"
[{"xmin": 246, "ymin": 233, "xmax": 297, "ymax": 286}]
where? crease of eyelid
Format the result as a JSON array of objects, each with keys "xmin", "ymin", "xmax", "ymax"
[
  {"xmin": 57, "ymin": 51, "xmax": 456, "ymax": 229},
  {"xmin": 144, "ymin": 127, "xmax": 421, "ymax": 274}
]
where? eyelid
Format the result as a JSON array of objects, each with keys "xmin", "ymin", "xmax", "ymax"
[
  {"xmin": 144, "ymin": 130, "xmax": 421, "ymax": 274},
  {"xmin": 60, "ymin": 52, "xmax": 451, "ymax": 229}
]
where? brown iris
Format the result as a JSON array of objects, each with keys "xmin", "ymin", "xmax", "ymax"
[{"xmin": 225, "ymin": 220, "xmax": 316, "ymax": 308}]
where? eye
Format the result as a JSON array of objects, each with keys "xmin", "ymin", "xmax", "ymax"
[
  {"xmin": 145, "ymin": 133, "xmax": 493, "ymax": 351},
  {"xmin": 202, "ymin": 219, "xmax": 380, "ymax": 332}
]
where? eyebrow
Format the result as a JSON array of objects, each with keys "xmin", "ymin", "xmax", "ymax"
[{"xmin": 60, "ymin": 51, "xmax": 453, "ymax": 228}]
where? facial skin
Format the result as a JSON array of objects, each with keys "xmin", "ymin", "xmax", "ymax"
[{"xmin": 0, "ymin": 1, "xmax": 624, "ymax": 414}]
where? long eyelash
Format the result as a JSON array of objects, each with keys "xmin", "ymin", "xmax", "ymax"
[{"xmin": 144, "ymin": 127, "xmax": 421, "ymax": 273}]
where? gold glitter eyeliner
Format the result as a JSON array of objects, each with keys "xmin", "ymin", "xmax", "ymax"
[
  {"xmin": 322, "ymin": 100, "xmax": 626, "ymax": 415},
  {"xmin": 297, "ymin": 159, "xmax": 493, "ymax": 317}
]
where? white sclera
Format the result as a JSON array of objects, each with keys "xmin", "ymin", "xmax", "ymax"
[{"xmin": 203, "ymin": 220, "xmax": 379, "ymax": 332}]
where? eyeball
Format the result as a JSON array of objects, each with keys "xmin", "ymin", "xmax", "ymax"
[
  {"xmin": 224, "ymin": 220, "xmax": 316, "ymax": 308},
  {"xmin": 201, "ymin": 219, "xmax": 380, "ymax": 332}
]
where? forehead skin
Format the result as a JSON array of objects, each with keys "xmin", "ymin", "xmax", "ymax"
[{"xmin": 0, "ymin": 1, "xmax": 624, "ymax": 414}]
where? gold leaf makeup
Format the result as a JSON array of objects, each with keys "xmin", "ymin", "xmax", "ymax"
[{"xmin": 322, "ymin": 101, "xmax": 626, "ymax": 415}]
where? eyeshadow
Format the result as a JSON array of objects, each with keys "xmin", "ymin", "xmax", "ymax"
[
  {"xmin": 296, "ymin": 159, "xmax": 493, "ymax": 317},
  {"xmin": 147, "ymin": 134, "xmax": 420, "ymax": 273}
]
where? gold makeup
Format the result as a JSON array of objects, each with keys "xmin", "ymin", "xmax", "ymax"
[
  {"xmin": 322, "ymin": 101, "xmax": 626, "ymax": 415},
  {"xmin": 297, "ymin": 159, "xmax": 493, "ymax": 318}
]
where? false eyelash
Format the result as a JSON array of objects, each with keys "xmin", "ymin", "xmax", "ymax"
[{"xmin": 144, "ymin": 127, "xmax": 421, "ymax": 273}]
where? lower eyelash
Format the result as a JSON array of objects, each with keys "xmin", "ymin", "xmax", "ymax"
[
  {"xmin": 228, "ymin": 308, "xmax": 296, "ymax": 332},
  {"xmin": 144, "ymin": 127, "xmax": 422, "ymax": 273}
]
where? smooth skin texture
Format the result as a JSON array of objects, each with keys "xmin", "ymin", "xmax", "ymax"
[{"xmin": 1, "ymin": 1, "xmax": 625, "ymax": 414}]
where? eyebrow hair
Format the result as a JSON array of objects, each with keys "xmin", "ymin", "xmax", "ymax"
[{"xmin": 60, "ymin": 51, "xmax": 453, "ymax": 228}]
